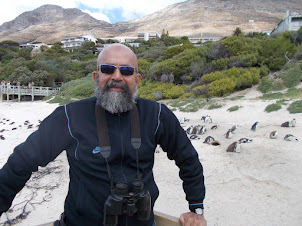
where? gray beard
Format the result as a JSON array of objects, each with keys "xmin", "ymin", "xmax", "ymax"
[{"xmin": 95, "ymin": 80, "xmax": 137, "ymax": 114}]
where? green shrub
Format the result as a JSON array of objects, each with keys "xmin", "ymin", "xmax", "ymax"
[
  {"xmin": 272, "ymin": 80, "xmax": 284, "ymax": 91},
  {"xmin": 282, "ymin": 65, "xmax": 302, "ymax": 88},
  {"xmin": 228, "ymin": 105, "xmax": 240, "ymax": 112},
  {"xmin": 265, "ymin": 103, "xmax": 282, "ymax": 112},
  {"xmin": 286, "ymin": 88, "xmax": 302, "ymax": 98},
  {"xmin": 208, "ymin": 103, "xmax": 223, "ymax": 109},
  {"xmin": 208, "ymin": 78, "xmax": 236, "ymax": 96},
  {"xmin": 258, "ymin": 76, "xmax": 273, "ymax": 93},
  {"xmin": 259, "ymin": 65, "xmax": 270, "ymax": 78},
  {"xmin": 288, "ymin": 100, "xmax": 302, "ymax": 113},
  {"xmin": 192, "ymin": 84, "xmax": 208, "ymax": 97},
  {"xmin": 138, "ymin": 80, "xmax": 187, "ymax": 100},
  {"xmin": 261, "ymin": 92, "xmax": 285, "ymax": 100}
]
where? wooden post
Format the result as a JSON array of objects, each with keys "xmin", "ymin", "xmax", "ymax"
[
  {"xmin": 18, "ymin": 85, "xmax": 21, "ymax": 102},
  {"xmin": 0, "ymin": 85, "xmax": 3, "ymax": 102},
  {"xmin": 6, "ymin": 85, "xmax": 9, "ymax": 102},
  {"xmin": 32, "ymin": 86, "xmax": 34, "ymax": 101}
]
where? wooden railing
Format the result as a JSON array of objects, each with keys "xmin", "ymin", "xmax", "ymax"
[{"xmin": 0, "ymin": 85, "xmax": 60, "ymax": 102}]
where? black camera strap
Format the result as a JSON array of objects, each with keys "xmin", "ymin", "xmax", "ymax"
[{"xmin": 95, "ymin": 104, "xmax": 142, "ymax": 189}]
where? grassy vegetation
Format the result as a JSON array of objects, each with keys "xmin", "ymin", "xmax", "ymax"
[
  {"xmin": 228, "ymin": 96, "xmax": 244, "ymax": 101},
  {"xmin": 208, "ymin": 103, "xmax": 223, "ymax": 110},
  {"xmin": 288, "ymin": 100, "xmax": 302, "ymax": 113},
  {"xmin": 228, "ymin": 105, "xmax": 241, "ymax": 112},
  {"xmin": 260, "ymin": 88, "xmax": 302, "ymax": 100},
  {"xmin": 265, "ymin": 103, "xmax": 282, "ymax": 112},
  {"xmin": 165, "ymin": 98, "xmax": 207, "ymax": 112},
  {"xmin": 48, "ymin": 75, "xmax": 95, "ymax": 105}
]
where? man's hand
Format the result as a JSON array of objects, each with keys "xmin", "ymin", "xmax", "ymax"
[{"xmin": 179, "ymin": 212, "xmax": 207, "ymax": 226}]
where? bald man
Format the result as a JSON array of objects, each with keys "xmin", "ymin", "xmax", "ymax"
[{"xmin": 0, "ymin": 44, "xmax": 206, "ymax": 226}]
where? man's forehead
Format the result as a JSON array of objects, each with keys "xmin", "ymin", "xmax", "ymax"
[{"xmin": 98, "ymin": 45, "xmax": 137, "ymax": 65}]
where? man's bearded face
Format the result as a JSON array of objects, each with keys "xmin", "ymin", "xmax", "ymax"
[{"xmin": 95, "ymin": 78, "xmax": 138, "ymax": 114}]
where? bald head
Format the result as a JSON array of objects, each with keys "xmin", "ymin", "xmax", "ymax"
[{"xmin": 97, "ymin": 44, "xmax": 138, "ymax": 69}]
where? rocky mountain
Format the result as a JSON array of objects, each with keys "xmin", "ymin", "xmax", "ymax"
[{"xmin": 0, "ymin": 0, "xmax": 302, "ymax": 44}]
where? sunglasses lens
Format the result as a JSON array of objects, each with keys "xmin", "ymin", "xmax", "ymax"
[
  {"xmin": 100, "ymin": 65, "xmax": 115, "ymax": 74},
  {"xmin": 120, "ymin": 66, "xmax": 135, "ymax": 76}
]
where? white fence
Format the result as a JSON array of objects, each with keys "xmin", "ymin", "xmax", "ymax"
[{"xmin": 0, "ymin": 85, "xmax": 60, "ymax": 102}]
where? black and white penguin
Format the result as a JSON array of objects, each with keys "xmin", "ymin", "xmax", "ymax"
[
  {"xmin": 270, "ymin": 131, "xmax": 278, "ymax": 139},
  {"xmin": 0, "ymin": 135, "xmax": 5, "ymax": 140},
  {"xmin": 231, "ymin": 124, "xmax": 239, "ymax": 134},
  {"xmin": 198, "ymin": 126, "xmax": 207, "ymax": 135},
  {"xmin": 238, "ymin": 138, "xmax": 253, "ymax": 143},
  {"xmin": 201, "ymin": 115, "xmax": 212, "ymax": 123},
  {"xmin": 251, "ymin": 122, "xmax": 259, "ymax": 131},
  {"xmin": 211, "ymin": 124, "xmax": 219, "ymax": 130},
  {"xmin": 186, "ymin": 125, "xmax": 194, "ymax": 134},
  {"xmin": 284, "ymin": 134, "xmax": 298, "ymax": 141},
  {"xmin": 203, "ymin": 136, "xmax": 215, "ymax": 144},
  {"xmin": 225, "ymin": 129, "xmax": 232, "ymax": 139},
  {"xmin": 190, "ymin": 134, "xmax": 200, "ymax": 140},
  {"xmin": 291, "ymin": 118, "xmax": 296, "ymax": 127},
  {"xmin": 179, "ymin": 117, "xmax": 190, "ymax": 124},
  {"xmin": 226, "ymin": 141, "xmax": 241, "ymax": 153}
]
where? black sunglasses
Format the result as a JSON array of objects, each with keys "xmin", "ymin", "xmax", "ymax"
[{"xmin": 98, "ymin": 64, "xmax": 137, "ymax": 76}]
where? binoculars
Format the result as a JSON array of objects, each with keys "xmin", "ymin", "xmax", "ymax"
[{"xmin": 103, "ymin": 179, "xmax": 151, "ymax": 226}]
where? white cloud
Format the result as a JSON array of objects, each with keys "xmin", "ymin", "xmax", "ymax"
[
  {"xmin": 81, "ymin": 10, "xmax": 110, "ymax": 23},
  {"xmin": 0, "ymin": 0, "xmax": 185, "ymax": 25}
]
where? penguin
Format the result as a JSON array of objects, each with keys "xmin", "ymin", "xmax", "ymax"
[
  {"xmin": 9, "ymin": 122, "xmax": 15, "ymax": 125},
  {"xmin": 225, "ymin": 129, "xmax": 232, "ymax": 139},
  {"xmin": 203, "ymin": 136, "xmax": 215, "ymax": 144},
  {"xmin": 190, "ymin": 134, "xmax": 200, "ymax": 140},
  {"xmin": 198, "ymin": 126, "xmax": 207, "ymax": 135},
  {"xmin": 0, "ymin": 135, "xmax": 5, "ymax": 140},
  {"xmin": 211, "ymin": 124, "xmax": 219, "ymax": 130},
  {"xmin": 238, "ymin": 138, "xmax": 253, "ymax": 143},
  {"xmin": 270, "ymin": 131, "xmax": 278, "ymax": 139},
  {"xmin": 186, "ymin": 125, "xmax": 194, "ymax": 134},
  {"xmin": 179, "ymin": 117, "xmax": 190, "ymax": 124},
  {"xmin": 284, "ymin": 134, "xmax": 298, "ymax": 141},
  {"xmin": 210, "ymin": 140, "xmax": 221, "ymax": 146},
  {"xmin": 251, "ymin": 122, "xmax": 259, "ymax": 131},
  {"xmin": 192, "ymin": 125, "xmax": 201, "ymax": 134},
  {"xmin": 291, "ymin": 118, "xmax": 296, "ymax": 127},
  {"xmin": 281, "ymin": 121, "xmax": 291, "ymax": 127},
  {"xmin": 12, "ymin": 127, "xmax": 17, "ymax": 130},
  {"xmin": 231, "ymin": 125, "xmax": 239, "ymax": 134},
  {"xmin": 201, "ymin": 115, "xmax": 212, "ymax": 123},
  {"xmin": 226, "ymin": 141, "xmax": 241, "ymax": 153}
]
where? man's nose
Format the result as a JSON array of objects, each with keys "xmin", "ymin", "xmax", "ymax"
[{"xmin": 111, "ymin": 68, "xmax": 123, "ymax": 80}]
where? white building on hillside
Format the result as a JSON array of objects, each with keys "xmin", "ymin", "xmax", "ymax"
[
  {"xmin": 20, "ymin": 43, "xmax": 52, "ymax": 49},
  {"xmin": 137, "ymin": 31, "xmax": 161, "ymax": 41},
  {"xmin": 61, "ymin": 34, "xmax": 97, "ymax": 52},
  {"xmin": 270, "ymin": 11, "xmax": 302, "ymax": 35}
]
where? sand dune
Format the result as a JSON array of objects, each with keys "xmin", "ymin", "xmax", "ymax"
[{"xmin": 0, "ymin": 89, "xmax": 301, "ymax": 225}]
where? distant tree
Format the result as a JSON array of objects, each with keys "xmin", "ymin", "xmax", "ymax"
[{"xmin": 233, "ymin": 27, "xmax": 243, "ymax": 36}]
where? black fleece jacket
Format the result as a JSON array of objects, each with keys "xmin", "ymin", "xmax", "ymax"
[{"xmin": 0, "ymin": 97, "xmax": 205, "ymax": 225}]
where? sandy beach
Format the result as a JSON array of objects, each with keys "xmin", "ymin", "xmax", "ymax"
[{"xmin": 0, "ymin": 89, "xmax": 302, "ymax": 226}]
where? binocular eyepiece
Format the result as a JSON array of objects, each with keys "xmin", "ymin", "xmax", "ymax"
[{"xmin": 103, "ymin": 179, "xmax": 151, "ymax": 226}]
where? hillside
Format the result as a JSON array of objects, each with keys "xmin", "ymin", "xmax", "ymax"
[{"xmin": 0, "ymin": 0, "xmax": 302, "ymax": 43}]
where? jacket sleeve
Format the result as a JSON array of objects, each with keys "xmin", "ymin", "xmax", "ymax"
[
  {"xmin": 0, "ymin": 106, "xmax": 71, "ymax": 215},
  {"xmin": 157, "ymin": 104, "xmax": 205, "ymax": 209}
]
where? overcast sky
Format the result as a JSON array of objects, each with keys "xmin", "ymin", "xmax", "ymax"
[{"xmin": 0, "ymin": 0, "xmax": 185, "ymax": 25}]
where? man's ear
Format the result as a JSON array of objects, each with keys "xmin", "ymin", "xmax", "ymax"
[
  {"xmin": 93, "ymin": 71, "xmax": 98, "ymax": 83},
  {"xmin": 136, "ymin": 73, "xmax": 142, "ymax": 85}
]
